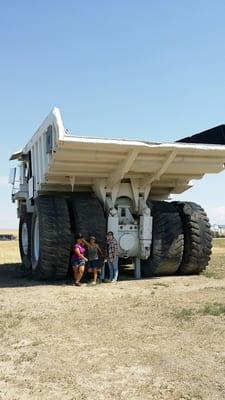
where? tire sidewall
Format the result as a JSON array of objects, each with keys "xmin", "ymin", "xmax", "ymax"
[
  {"xmin": 19, "ymin": 209, "xmax": 32, "ymax": 269},
  {"xmin": 31, "ymin": 205, "xmax": 40, "ymax": 274}
]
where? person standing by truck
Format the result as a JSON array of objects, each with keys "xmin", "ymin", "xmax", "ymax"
[
  {"xmin": 71, "ymin": 233, "xmax": 88, "ymax": 286},
  {"xmin": 83, "ymin": 236, "xmax": 104, "ymax": 284},
  {"xmin": 106, "ymin": 231, "xmax": 119, "ymax": 282}
]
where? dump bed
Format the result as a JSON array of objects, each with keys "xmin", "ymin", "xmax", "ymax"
[{"xmin": 10, "ymin": 108, "xmax": 225, "ymax": 200}]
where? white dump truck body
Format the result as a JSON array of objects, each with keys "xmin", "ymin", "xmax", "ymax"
[
  {"xmin": 10, "ymin": 107, "xmax": 225, "ymax": 201},
  {"xmin": 9, "ymin": 108, "xmax": 225, "ymax": 280}
]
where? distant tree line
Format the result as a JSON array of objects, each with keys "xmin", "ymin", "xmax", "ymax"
[
  {"xmin": 0, "ymin": 234, "xmax": 17, "ymax": 241},
  {"xmin": 211, "ymin": 230, "xmax": 225, "ymax": 238}
]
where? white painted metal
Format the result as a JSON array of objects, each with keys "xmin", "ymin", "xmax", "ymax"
[
  {"xmin": 139, "ymin": 197, "xmax": 152, "ymax": 259},
  {"xmin": 9, "ymin": 108, "xmax": 225, "ymax": 201},
  {"xmin": 120, "ymin": 234, "xmax": 136, "ymax": 251},
  {"xmin": 9, "ymin": 167, "xmax": 16, "ymax": 184},
  {"xmin": 107, "ymin": 200, "xmax": 152, "ymax": 259},
  {"xmin": 28, "ymin": 177, "xmax": 34, "ymax": 199}
]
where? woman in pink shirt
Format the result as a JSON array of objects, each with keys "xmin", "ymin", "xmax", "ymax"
[{"xmin": 71, "ymin": 233, "xmax": 88, "ymax": 286}]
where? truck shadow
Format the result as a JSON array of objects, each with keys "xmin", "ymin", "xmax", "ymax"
[
  {"xmin": 0, "ymin": 263, "xmax": 72, "ymax": 288},
  {"xmin": 0, "ymin": 262, "xmax": 143, "ymax": 288}
]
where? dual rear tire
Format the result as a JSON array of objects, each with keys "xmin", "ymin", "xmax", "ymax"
[
  {"xmin": 141, "ymin": 200, "xmax": 212, "ymax": 277},
  {"xmin": 172, "ymin": 201, "xmax": 212, "ymax": 274},
  {"xmin": 141, "ymin": 201, "xmax": 184, "ymax": 277},
  {"xmin": 18, "ymin": 193, "xmax": 106, "ymax": 280}
]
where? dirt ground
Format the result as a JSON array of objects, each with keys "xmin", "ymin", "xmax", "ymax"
[{"xmin": 0, "ymin": 239, "xmax": 225, "ymax": 400}]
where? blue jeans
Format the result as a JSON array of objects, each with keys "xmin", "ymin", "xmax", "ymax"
[{"xmin": 108, "ymin": 256, "xmax": 119, "ymax": 281}]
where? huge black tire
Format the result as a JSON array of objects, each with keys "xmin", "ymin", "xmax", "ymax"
[
  {"xmin": 18, "ymin": 205, "xmax": 32, "ymax": 270},
  {"xmin": 69, "ymin": 192, "xmax": 107, "ymax": 280},
  {"xmin": 141, "ymin": 201, "xmax": 184, "ymax": 277},
  {"xmin": 31, "ymin": 196, "xmax": 71, "ymax": 280},
  {"xmin": 69, "ymin": 192, "xmax": 106, "ymax": 250},
  {"xmin": 172, "ymin": 201, "xmax": 212, "ymax": 274}
]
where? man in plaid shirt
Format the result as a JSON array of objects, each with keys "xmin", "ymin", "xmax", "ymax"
[{"xmin": 106, "ymin": 231, "xmax": 119, "ymax": 282}]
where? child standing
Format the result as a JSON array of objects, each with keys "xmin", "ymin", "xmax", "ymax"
[{"xmin": 84, "ymin": 236, "xmax": 103, "ymax": 284}]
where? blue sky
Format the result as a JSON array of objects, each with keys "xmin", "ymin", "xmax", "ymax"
[{"xmin": 1, "ymin": 0, "xmax": 225, "ymax": 229}]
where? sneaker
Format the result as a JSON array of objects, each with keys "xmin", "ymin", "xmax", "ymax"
[{"xmin": 90, "ymin": 281, "xmax": 97, "ymax": 285}]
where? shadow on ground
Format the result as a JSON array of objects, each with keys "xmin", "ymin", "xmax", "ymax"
[
  {"xmin": 0, "ymin": 262, "xmax": 143, "ymax": 288},
  {"xmin": 0, "ymin": 263, "xmax": 71, "ymax": 288}
]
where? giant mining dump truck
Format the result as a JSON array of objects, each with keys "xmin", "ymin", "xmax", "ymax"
[{"xmin": 9, "ymin": 108, "xmax": 225, "ymax": 280}]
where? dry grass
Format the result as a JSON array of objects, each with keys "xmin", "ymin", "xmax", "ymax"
[
  {"xmin": 213, "ymin": 238, "xmax": 225, "ymax": 248},
  {"xmin": 0, "ymin": 237, "xmax": 225, "ymax": 399},
  {"xmin": 201, "ymin": 238, "xmax": 225, "ymax": 279},
  {"xmin": 173, "ymin": 302, "xmax": 225, "ymax": 321},
  {"xmin": 0, "ymin": 240, "xmax": 20, "ymax": 264}
]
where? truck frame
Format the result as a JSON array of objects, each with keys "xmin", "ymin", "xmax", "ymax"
[{"xmin": 9, "ymin": 108, "xmax": 225, "ymax": 280}]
